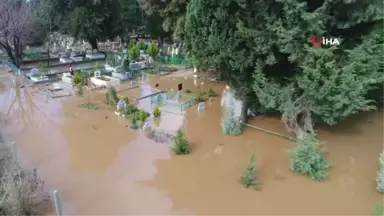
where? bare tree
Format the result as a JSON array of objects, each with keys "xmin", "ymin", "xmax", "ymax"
[{"xmin": 0, "ymin": 0, "xmax": 32, "ymax": 67}]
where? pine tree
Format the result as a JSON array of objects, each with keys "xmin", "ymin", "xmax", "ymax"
[
  {"xmin": 106, "ymin": 86, "xmax": 118, "ymax": 105},
  {"xmin": 289, "ymin": 133, "xmax": 330, "ymax": 181},
  {"xmin": 172, "ymin": 130, "xmax": 190, "ymax": 155},
  {"xmin": 146, "ymin": 42, "xmax": 159, "ymax": 58},
  {"xmin": 240, "ymin": 154, "xmax": 260, "ymax": 190}
]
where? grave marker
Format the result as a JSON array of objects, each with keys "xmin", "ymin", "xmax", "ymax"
[
  {"xmin": 143, "ymin": 121, "xmax": 151, "ymax": 131},
  {"xmin": 30, "ymin": 68, "xmax": 39, "ymax": 76},
  {"xmin": 116, "ymin": 99, "xmax": 127, "ymax": 110},
  {"xmin": 94, "ymin": 71, "xmax": 101, "ymax": 77},
  {"xmin": 162, "ymin": 93, "xmax": 168, "ymax": 101},
  {"xmin": 197, "ymin": 102, "xmax": 205, "ymax": 112},
  {"xmin": 131, "ymin": 81, "xmax": 137, "ymax": 87}
]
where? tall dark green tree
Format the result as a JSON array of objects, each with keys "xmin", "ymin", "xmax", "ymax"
[
  {"xmin": 183, "ymin": 0, "xmax": 270, "ymax": 123},
  {"xmin": 144, "ymin": 13, "xmax": 173, "ymax": 43},
  {"xmin": 249, "ymin": 0, "xmax": 383, "ymax": 128},
  {"xmin": 138, "ymin": 0, "xmax": 187, "ymax": 39},
  {"xmin": 43, "ymin": 0, "xmax": 128, "ymax": 49},
  {"xmin": 183, "ymin": 0, "xmax": 383, "ymax": 128},
  {"xmin": 118, "ymin": 0, "xmax": 143, "ymax": 41}
]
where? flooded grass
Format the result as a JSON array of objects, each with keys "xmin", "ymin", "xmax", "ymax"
[
  {"xmin": 0, "ymin": 68, "xmax": 382, "ymax": 215},
  {"xmin": 79, "ymin": 103, "xmax": 100, "ymax": 110}
]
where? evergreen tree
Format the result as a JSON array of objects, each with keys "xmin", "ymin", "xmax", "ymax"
[
  {"xmin": 221, "ymin": 101, "xmax": 242, "ymax": 136},
  {"xmin": 240, "ymin": 154, "xmax": 260, "ymax": 190},
  {"xmin": 376, "ymin": 152, "xmax": 384, "ymax": 193},
  {"xmin": 183, "ymin": 0, "xmax": 259, "ymax": 123},
  {"xmin": 289, "ymin": 133, "xmax": 330, "ymax": 181},
  {"xmin": 146, "ymin": 42, "xmax": 159, "ymax": 58},
  {"xmin": 172, "ymin": 130, "xmax": 190, "ymax": 155}
]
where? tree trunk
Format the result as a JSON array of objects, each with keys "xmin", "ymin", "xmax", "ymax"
[
  {"xmin": 0, "ymin": 44, "xmax": 18, "ymax": 67},
  {"xmin": 240, "ymin": 95, "xmax": 250, "ymax": 123},
  {"xmin": 88, "ymin": 38, "xmax": 98, "ymax": 51}
]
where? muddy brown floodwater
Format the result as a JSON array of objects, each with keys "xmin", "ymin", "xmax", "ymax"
[{"xmin": 0, "ymin": 68, "xmax": 382, "ymax": 215}]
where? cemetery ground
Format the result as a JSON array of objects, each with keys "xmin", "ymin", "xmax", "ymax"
[{"xmin": 0, "ymin": 68, "xmax": 383, "ymax": 215}]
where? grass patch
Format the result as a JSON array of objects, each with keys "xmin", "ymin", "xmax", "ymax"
[
  {"xmin": 208, "ymin": 87, "xmax": 218, "ymax": 97},
  {"xmin": 97, "ymin": 76, "xmax": 111, "ymax": 81},
  {"xmin": 144, "ymin": 65, "xmax": 178, "ymax": 75},
  {"xmin": 79, "ymin": 103, "xmax": 100, "ymax": 110}
]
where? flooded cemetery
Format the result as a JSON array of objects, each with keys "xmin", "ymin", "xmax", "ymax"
[{"xmin": 0, "ymin": 36, "xmax": 383, "ymax": 215}]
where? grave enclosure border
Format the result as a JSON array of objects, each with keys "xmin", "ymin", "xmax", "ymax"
[{"xmin": 150, "ymin": 91, "xmax": 198, "ymax": 114}]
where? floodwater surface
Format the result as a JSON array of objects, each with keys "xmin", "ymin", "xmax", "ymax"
[{"xmin": 0, "ymin": 68, "xmax": 382, "ymax": 215}]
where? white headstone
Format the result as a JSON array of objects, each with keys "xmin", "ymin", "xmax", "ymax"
[
  {"xmin": 94, "ymin": 71, "xmax": 101, "ymax": 77},
  {"xmin": 143, "ymin": 121, "xmax": 151, "ymax": 131},
  {"xmin": 116, "ymin": 99, "xmax": 127, "ymax": 110},
  {"xmin": 52, "ymin": 83, "xmax": 62, "ymax": 90},
  {"xmin": 131, "ymin": 81, "xmax": 137, "ymax": 87},
  {"xmin": 148, "ymin": 56, "xmax": 154, "ymax": 65},
  {"xmin": 197, "ymin": 102, "xmax": 205, "ymax": 112},
  {"xmin": 162, "ymin": 93, "xmax": 168, "ymax": 101},
  {"xmin": 30, "ymin": 68, "xmax": 39, "ymax": 76},
  {"xmin": 175, "ymin": 47, "xmax": 179, "ymax": 55}
]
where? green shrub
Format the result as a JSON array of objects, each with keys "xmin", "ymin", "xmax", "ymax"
[
  {"xmin": 106, "ymin": 54, "xmax": 117, "ymax": 66},
  {"xmin": 128, "ymin": 46, "xmax": 140, "ymax": 61},
  {"xmin": 73, "ymin": 71, "xmax": 84, "ymax": 85},
  {"xmin": 240, "ymin": 154, "xmax": 260, "ymax": 190},
  {"xmin": 138, "ymin": 109, "xmax": 150, "ymax": 122},
  {"xmin": 153, "ymin": 106, "xmax": 161, "ymax": 117},
  {"xmin": 127, "ymin": 40, "xmax": 135, "ymax": 49},
  {"xmin": 79, "ymin": 103, "xmax": 99, "ymax": 110},
  {"xmin": 172, "ymin": 130, "xmax": 190, "ymax": 155},
  {"xmin": 121, "ymin": 96, "xmax": 129, "ymax": 105},
  {"xmin": 289, "ymin": 133, "xmax": 330, "ymax": 181},
  {"xmin": 138, "ymin": 41, "xmax": 146, "ymax": 50},
  {"xmin": 147, "ymin": 42, "xmax": 159, "ymax": 58},
  {"xmin": 120, "ymin": 105, "xmax": 138, "ymax": 116},
  {"xmin": 76, "ymin": 84, "xmax": 84, "ymax": 96},
  {"xmin": 130, "ymin": 117, "xmax": 138, "ymax": 129},
  {"xmin": 184, "ymin": 89, "xmax": 192, "ymax": 93},
  {"xmin": 376, "ymin": 152, "xmax": 384, "ymax": 193},
  {"xmin": 106, "ymin": 86, "xmax": 118, "ymax": 105},
  {"xmin": 196, "ymin": 92, "xmax": 209, "ymax": 102},
  {"xmin": 221, "ymin": 102, "xmax": 242, "ymax": 135},
  {"xmin": 208, "ymin": 87, "xmax": 217, "ymax": 97}
]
